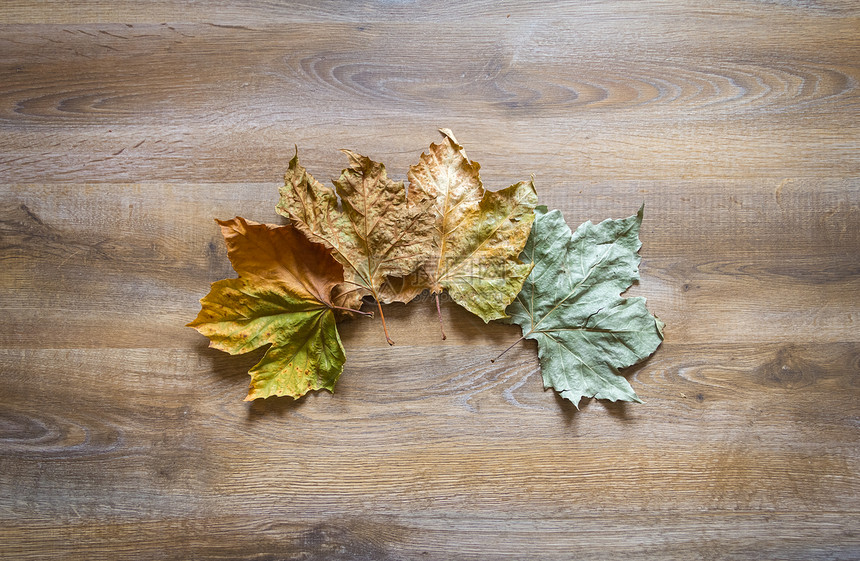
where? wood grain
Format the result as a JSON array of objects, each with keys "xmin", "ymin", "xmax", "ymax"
[
  {"xmin": 1, "ymin": 1, "xmax": 859, "ymax": 560},
  {"xmin": 1, "ymin": 7, "xmax": 858, "ymax": 183}
]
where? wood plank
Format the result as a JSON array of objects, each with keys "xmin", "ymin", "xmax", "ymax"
[
  {"xmin": 1, "ymin": 17, "xmax": 858, "ymax": 182},
  {"xmin": 1, "ymin": 0, "xmax": 859, "ymax": 24},
  {"xmin": 2, "ymin": 342, "xmax": 858, "ymax": 511},
  {"xmin": 2, "ymin": 513, "xmax": 859, "ymax": 561},
  {"xmin": 2, "ymin": 180, "xmax": 857, "ymax": 348}
]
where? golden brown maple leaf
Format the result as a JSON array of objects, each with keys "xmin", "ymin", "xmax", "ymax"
[
  {"xmin": 385, "ymin": 130, "xmax": 538, "ymax": 337},
  {"xmin": 277, "ymin": 150, "xmax": 433, "ymax": 344}
]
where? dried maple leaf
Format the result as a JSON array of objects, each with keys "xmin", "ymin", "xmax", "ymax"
[
  {"xmin": 188, "ymin": 217, "xmax": 359, "ymax": 400},
  {"xmin": 500, "ymin": 206, "xmax": 664, "ymax": 407},
  {"xmin": 385, "ymin": 130, "xmax": 537, "ymax": 337},
  {"xmin": 277, "ymin": 150, "xmax": 433, "ymax": 344}
]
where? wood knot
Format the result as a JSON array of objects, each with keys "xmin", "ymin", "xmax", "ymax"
[{"xmin": 757, "ymin": 346, "xmax": 819, "ymax": 390}]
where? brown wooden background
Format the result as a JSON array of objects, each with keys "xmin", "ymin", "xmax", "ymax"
[{"xmin": 2, "ymin": 2, "xmax": 859, "ymax": 559}]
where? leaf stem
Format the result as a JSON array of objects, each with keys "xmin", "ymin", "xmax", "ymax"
[
  {"xmin": 330, "ymin": 305, "xmax": 373, "ymax": 317},
  {"xmin": 491, "ymin": 335, "xmax": 525, "ymax": 363},
  {"xmin": 435, "ymin": 292, "xmax": 447, "ymax": 340},
  {"xmin": 376, "ymin": 299, "xmax": 394, "ymax": 345}
]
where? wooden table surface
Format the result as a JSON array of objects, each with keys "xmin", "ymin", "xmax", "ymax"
[{"xmin": 2, "ymin": 2, "xmax": 859, "ymax": 560}]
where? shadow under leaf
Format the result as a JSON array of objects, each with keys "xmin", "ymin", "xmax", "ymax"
[{"xmin": 193, "ymin": 339, "xmax": 312, "ymax": 419}]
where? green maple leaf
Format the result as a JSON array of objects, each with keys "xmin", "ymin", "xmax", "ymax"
[
  {"xmin": 188, "ymin": 217, "xmax": 349, "ymax": 400},
  {"xmin": 505, "ymin": 206, "xmax": 664, "ymax": 407}
]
